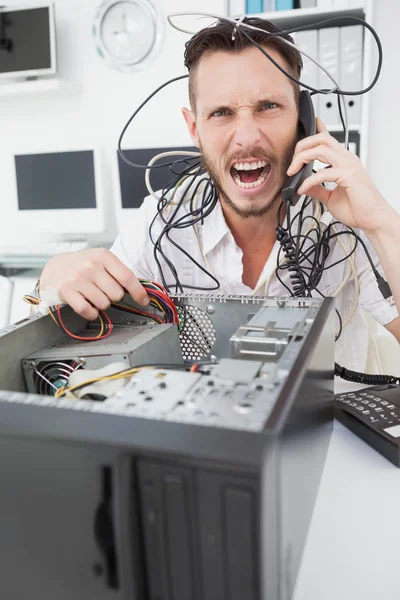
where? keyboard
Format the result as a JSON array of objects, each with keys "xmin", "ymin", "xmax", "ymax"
[
  {"xmin": 0, "ymin": 240, "xmax": 89, "ymax": 257},
  {"xmin": 335, "ymin": 384, "xmax": 400, "ymax": 467}
]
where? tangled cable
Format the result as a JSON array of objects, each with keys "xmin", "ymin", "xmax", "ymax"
[
  {"xmin": 275, "ymin": 197, "xmax": 351, "ymax": 300},
  {"xmin": 148, "ymin": 160, "xmax": 220, "ymax": 293},
  {"xmin": 23, "ymin": 294, "xmax": 114, "ymax": 341},
  {"xmin": 335, "ymin": 363, "xmax": 400, "ymax": 386},
  {"xmin": 23, "ymin": 279, "xmax": 180, "ymax": 341}
]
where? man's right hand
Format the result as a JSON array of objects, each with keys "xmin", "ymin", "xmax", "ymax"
[{"xmin": 39, "ymin": 248, "xmax": 150, "ymax": 320}]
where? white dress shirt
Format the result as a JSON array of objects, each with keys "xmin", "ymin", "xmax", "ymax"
[{"xmin": 110, "ymin": 179, "xmax": 398, "ymax": 372}]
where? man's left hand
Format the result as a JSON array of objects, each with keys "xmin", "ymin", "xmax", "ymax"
[{"xmin": 286, "ymin": 117, "xmax": 395, "ymax": 233}]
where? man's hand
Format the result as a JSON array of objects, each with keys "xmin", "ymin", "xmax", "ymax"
[
  {"xmin": 286, "ymin": 117, "xmax": 398, "ymax": 233},
  {"xmin": 39, "ymin": 248, "xmax": 150, "ymax": 320}
]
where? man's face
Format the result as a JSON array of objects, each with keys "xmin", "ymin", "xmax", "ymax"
[{"xmin": 182, "ymin": 45, "xmax": 299, "ymax": 219}]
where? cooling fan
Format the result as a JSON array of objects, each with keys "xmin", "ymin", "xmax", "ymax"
[
  {"xmin": 22, "ymin": 323, "xmax": 183, "ymax": 396},
  {"xmin": 31, "ymin": 360, "xmax": 82, "ymax": 396}
]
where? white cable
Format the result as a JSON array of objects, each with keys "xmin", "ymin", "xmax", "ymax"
[
  {"xmin": 330, "ymin": 223, "xmax": 360, "ymax": 332},
  {"xmin": 167, "ymin": 11, "xmax": 349, "ymax": 147},
  {"xmin": 144, "ymin": 150, "xmax": 201, "ymax": 201}
]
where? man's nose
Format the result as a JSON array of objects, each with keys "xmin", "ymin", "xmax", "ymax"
[{"xmin": 232, "ymin": 115, "xmax": 262, "ymax": 149}]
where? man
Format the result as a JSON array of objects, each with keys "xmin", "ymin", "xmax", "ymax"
[{"xmin": 39, "ymin": 17, "xmax": 400, "ymax": 372}]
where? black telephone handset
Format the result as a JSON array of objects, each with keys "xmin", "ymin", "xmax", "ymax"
[{"xmin": 282, "ymin": 90, "xmax": 316, "ymax": 205}]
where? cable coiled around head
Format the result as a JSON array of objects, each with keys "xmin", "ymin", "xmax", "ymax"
[
  {"xmin": 335, "ymin": 363, "xmax": 400, "ymax": 386},
  {"xmin": 275, "ymin": 225, "xmax": 307, "ymax": 297}
]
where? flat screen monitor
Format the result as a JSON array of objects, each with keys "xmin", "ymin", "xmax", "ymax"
[
  {"xmin": 115, "ymin": 146, "xmax": 199, "ymax": 227},
  {"xmin": 0, "ymin": 3, "xmax": 57, "ymax": 80},
  {"xmin": 6, "ymin": 148, "xmax": 105, "ymax": 237}
]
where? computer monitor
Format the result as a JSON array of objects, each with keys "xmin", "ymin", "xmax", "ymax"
[
  {"xmin": 0, "ymin": 3, "xmax": 57, "ymax": 80},
  {"xmin": 5, "ymin": 147, "xmax": 106, "ymax": 238},
  {"xmin": 115, "ymin": 146, "xmax": 199, "ymax": 228}
]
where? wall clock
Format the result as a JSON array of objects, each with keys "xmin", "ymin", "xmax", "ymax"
[{"xmin": 93, "ymin": 0, "xmax": 165, "ymax": 71}]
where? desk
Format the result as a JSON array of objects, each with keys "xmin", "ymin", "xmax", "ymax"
[{"xmin": 294, "ymin": 419, "xmax": 400, "ymax": 600}]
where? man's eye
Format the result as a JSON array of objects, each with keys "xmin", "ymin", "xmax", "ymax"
[
  {"xmin": 212, "ymin": 108, "xmax": 230, "ymax": 117},
  {"xmin": 261, "ymin": 102, "xmax": 278, "ymax": 110}
]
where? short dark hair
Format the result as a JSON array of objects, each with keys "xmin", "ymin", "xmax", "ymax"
[{"xmin": 184, "ymin": 17, "xmax": 303, "ymax": 110}]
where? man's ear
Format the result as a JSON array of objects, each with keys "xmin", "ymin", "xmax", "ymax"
[{"xmin": 182, "ymin": 107, "xmax": 200, "ymax": 148}]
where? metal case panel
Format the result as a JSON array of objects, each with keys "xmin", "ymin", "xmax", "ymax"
[{"xmin": 0, "ymin": 438, "xmax": 125, "ymax": 600}]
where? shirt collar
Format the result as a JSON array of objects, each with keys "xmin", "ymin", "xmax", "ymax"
[
  {"xmin": 173, "ymin": 176, "xmax": 231, "ymax": 256},
  {"xmin": 200, "ymin": 200, "xmax": 231, "ymax": 255}
]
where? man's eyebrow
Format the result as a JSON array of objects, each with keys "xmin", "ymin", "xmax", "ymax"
[
  {"xmin": 204, "ymin": 94, "xmax": 289, "ymax": 113},
  {"xmin": 255, "ymin": 94, "xmax": 289, "ymax": 104}
]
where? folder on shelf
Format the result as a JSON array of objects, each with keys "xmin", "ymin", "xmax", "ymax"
[
  {"xmin": 299, "ymin": 0, "xmax": 317, "ymax": 7},
  {"xmin": 318, "ymin": 27, "xmax": 341, "ymax": 126},
  {"xmin": 246, "ymin": 0, "xmax": 263, "ymax": 12},
  {"xmin": 263, "ymin": 0, "xmax": 276, "ymax": 11},
  {"xmin": 340, "ymin": 25, "xmax": 363, "ymax": 125},
  {"xmin": 276, "ymin": 0, "xmax": 294, "ymax": 9},
  {"xmin": 296, "ymin": 29, "xmax": 319, "ymax": 117},
  {"xmin": 229, "ymin": 0, "xmax": 246, "ymax": 16}
]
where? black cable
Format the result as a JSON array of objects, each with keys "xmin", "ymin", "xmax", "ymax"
[
  {"xmin": 148, "ymin": 162, "xmax": 221, "ymax": 292},
  {"xmin": 117, "ymin": 74, "xmax": 195, "ymax": 170},
  {"xmin": 337, "ymin": 95, "xmax": 348, "ymax": 147},
  {"xmin": 335, "ymin": 363, "xmax": 400, "ymax": 386},
  {"xmin": 232, "ymin": 15, "xmax": 382, "ymax": 97},
  {"xmin": 115, "ymin": 15, "xmax": 391, "ymax": 382}
]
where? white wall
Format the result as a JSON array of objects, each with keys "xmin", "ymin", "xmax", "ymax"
[
  {"xmin": 0, "ymin": 0, "xmax": 225, "ymax": 243},
  {"xmin": 0, "ymin": 0, "xmax": 397, "ymax": 235},
  {"xmin": 367, "ymin": 0, "xmax": 400, "ymax": 212}
]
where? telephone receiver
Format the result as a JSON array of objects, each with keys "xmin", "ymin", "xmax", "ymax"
[{"xmin": 282, "ymin": 90, "xmax": 316, "ymax": 205}]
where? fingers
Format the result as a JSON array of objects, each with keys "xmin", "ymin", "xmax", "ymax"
[
  {"xmin": 293, "ymin": 129, "xmax": 340, "ymax": 156},
  {"xmin": 315, "ymin": 117, "xmax": 329, "ymax": 134},
  {"xmin": 61, "ymin": 288, "xmax": 99, "ymax": 321},
  {"xmin": 53, "ymin": 248, "xmax": 151, "ymax": 321},
  {"xmin": 93, "ymin": 269, "xmax": 125, "ymax": 303},
  {"xmin": 102, "ymin": 251, "xmax": 149, "ymax": 306},
  {"xmin": 287, "ymin": 144, "xmax": 338, "ymax": 177},
  {"xmin": 77, "ymin": 281, "xmax": 113, "ymax": 311},
  {"xmin": 298, "ymin": 168, "xmax": 339, "ymax": 197}
]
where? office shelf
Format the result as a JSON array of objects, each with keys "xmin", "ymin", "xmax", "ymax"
[
  {"xmin": 251, "ymin": 5, "xmax": 367, "ymax": 30},
  {"xmin": 0, "ymin": 78, "xmax": 81, "ymax": 99}
]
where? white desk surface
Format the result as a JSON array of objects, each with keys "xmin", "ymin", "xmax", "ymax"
[{"xmin": 294, "ymin": 415, "xmax": 400, "ymax": 600}]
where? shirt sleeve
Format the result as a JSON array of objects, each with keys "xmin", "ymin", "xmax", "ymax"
[
  {"xmin": 109, "ymin": 196, "xmax": 158, "ymax": 281},
  {"xmin": 355, "ymin": 230, "xmax": 399, "ymax": 326}
]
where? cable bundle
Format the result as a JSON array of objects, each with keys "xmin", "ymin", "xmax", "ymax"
[
  {"xmin": 112, "ymin": 279, "xmax": 180, "ymax": 326},
  {"xmin": 334, "ymin": 363, "xmax": 400, "ymax": 386},
  {"xmin": 23, "ymin": 295, "xmax": 113, "ymax": 341},
  {"xmin": 23, "ymin": 279, "xmax": 180, "ymax": 341},
  {"xmin": 276, "ymin": 198, "xmax": 339, "ymax": 297},
  {"xmin": 148, "ymin": 163, "xmax": 220, "ymax": 293}
]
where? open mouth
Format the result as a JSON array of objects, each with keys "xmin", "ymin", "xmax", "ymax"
[{"xmin": 230, "ymin": 159, "xmax": 271, "ymax": 190}]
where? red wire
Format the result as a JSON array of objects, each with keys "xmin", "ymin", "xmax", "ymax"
[
  {"xmin": 113, "ymin": 303, "xmax": 164, "ymax": 324},
  {"xmin": 55, "ymin": 306, "xmax": 113, "ymax": 341},
  {"xmin": 146, "ymin": 287, "xmax": 179, "ymax": 325}
]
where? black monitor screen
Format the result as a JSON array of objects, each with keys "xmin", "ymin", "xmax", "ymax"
[
  {"xmin": 118, "ymin": 147, "xmax": 199, "ymax": 209},
  {"xmin": 15, "ymin": 151, "xmax": 97, "ymax": 211},
  {"xmin": 0, "ymin": 7, "xmax": 52, "ymax": 74}
]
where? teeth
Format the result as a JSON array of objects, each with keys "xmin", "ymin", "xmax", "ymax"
[
  {"xmin": 233, "ymin": 160, "xmax": 267, "ymax": 171},
  {"xmin": 232, "ymin": 168, "xmax": 269, "ymax": 190}
]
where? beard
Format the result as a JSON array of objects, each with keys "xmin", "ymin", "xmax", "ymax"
[{"xmin": 199, "ymin": 133, "xmax": 298, "ymax": 219}]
